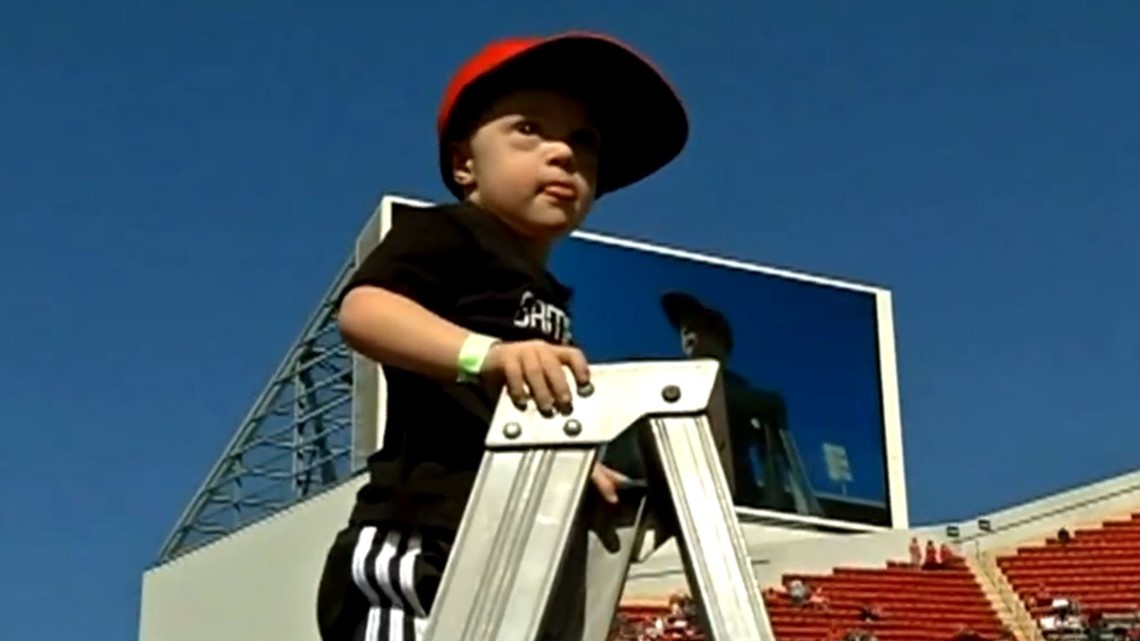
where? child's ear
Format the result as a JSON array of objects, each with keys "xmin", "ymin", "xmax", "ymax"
[{"xmin": 450, "ymin": 142, "xmax": 475, "ymax": 188}]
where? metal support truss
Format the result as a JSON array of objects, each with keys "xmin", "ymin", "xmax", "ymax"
[{"xmin": 156, "ymin": 257, "xmax": 358, "ymax": 563}]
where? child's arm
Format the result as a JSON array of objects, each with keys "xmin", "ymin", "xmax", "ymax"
[
  {"xmin": 343, "ymin": 284, "xmax": 620, "ymax": 502},
  {"xmin": 339, "ymin": 286, "xmax": 589, "ymax": 414},
  {"xmin": 339, "ymin": 285, "xmax": 471, "ymax": 381},
  {"xmin": 337, "ymin": 210, "xmax": 589, "ymax": 414}
]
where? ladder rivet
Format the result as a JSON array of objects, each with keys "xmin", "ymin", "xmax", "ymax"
[
  {"xmin": 503, "ymin": 422, "xmax": 522, "ymax": 439},
  {"xmin": 563, "ymin": 419, "xmax": 582, "ymax": 436},
  {"xmin": 662, "ymin": 385, "xmax": 681, "ymax": 403},
  {"xmin": 577, "ymin": 383, "xmax": 594, "ymax": 398}
]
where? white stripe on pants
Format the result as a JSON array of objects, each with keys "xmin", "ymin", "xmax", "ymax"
[{"xmin": 349, "ymin": 525, "xmax": 430, "ymax": 641}]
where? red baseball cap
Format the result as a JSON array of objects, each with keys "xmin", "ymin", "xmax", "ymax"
[{"xmin": 436, "ymin": 32, "xmax": 688, "ymax": 199}]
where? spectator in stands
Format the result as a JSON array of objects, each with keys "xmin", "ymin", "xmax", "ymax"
[
  {"xmin": 1057, "ymin": 526, "xmax": 1072, "ymax": 545},
  {"xmin": 939, "ymin": 542, "xmax": 957, "ymax": 565},
  {"xmin": 609, "ymin": 612, "xmax": 641, "ymax": 641},
  {"xmin": 667, "ymin": 593, "xmax": 686, "ymax": 618},
  {"xmin": 664, "ymin": 593, "xmax": 698, "ymax": 634},
  {"xmin": 643, "ymin": 619, "xmax": 664, "ymax": 639},
  {"xmin": 923, "ymin": 539, "xmax": 942, "ymax": 569},
  {"xmin": 788, "ymin": 578, "xmax": 809, "ymax": 606},
  {"xmin": 858, "ymin": 602, "xmax": 883, "ymax": 622},
  {"xmin": 681, "ymin": 594, "xmax": 697, "ymax": 620},
  {"xmin": 609, "ymin": 603, "xmax": 706, "ymax": 641},
  {"xmin": 808, "ymin": 586, "xmax": 830, "ymax": 610},
  {"xmin": 785, "ymin": 578, "xmax": 828, "ymax": 611},
  {"xmin": 1085, "ymin": 611, "xmax": 1110, "ymax": 641},
  {"xmin": 909, "ymin": 537, "xmax": 922, "ymax": 568},
  {"xmin": 1040, "ymin": 597, "xmax": 1083, "ymax": 633}
]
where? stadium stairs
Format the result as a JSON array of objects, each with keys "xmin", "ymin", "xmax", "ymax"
[{"xmin": 967, "ymin": 547, "xmax": 1043, "ymax": 640}]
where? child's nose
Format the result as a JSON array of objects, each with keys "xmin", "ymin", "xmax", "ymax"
[{"xmin": 545, "ymin": 139, "xmax": 578, "ymax": 173}]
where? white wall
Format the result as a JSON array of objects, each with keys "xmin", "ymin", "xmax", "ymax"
[
  {"xmin": 139, "ymin": 477, "xmax": 366, "ymax": 641},
  {"xmin": 948, "ymin": 467, "xmax": 1140, "ymax": 553}
]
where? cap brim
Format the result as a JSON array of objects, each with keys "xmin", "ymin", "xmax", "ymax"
[
  {"xmin": 442, "ymin": 33, "xmax": 688, "ymax": 198},
  {"xmin": 660, "ymin": 291, "xmax": 707, "ymax": 330}
]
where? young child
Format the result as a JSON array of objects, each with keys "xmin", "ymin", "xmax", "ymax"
[{"xmin": 316, "ymin": 32, "xmax": 689, "ymax": 641}]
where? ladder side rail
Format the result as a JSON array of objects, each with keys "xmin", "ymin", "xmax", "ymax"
[
  {"xmin": 646, "ymin": 413, "xmax": 776, "ymax": 641},
  {"xmin": 421, "ymin": 447, "xmax": 595, "ymax": 641}
]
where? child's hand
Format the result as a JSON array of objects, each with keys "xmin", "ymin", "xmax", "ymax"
[
  {"xmin": 591, "ymin": 462, "xmax": 629, "ymax": 504},
  {"xmin": 483, "ymin": 340, "xmax": 590, "ymax": 414}
]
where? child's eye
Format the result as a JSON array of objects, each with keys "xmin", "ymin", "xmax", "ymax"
[
  {"xmin": 516, "ymin": 120, "xmax": 540, "ymax": 136},
  {"xmin": 570, "ymin": 128, "xmax": 601, "ymax": 152}
]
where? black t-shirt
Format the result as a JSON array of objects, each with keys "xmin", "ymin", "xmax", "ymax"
[{"xmin": 339, "ymin": 201, "xmax": 574, "ymax": 530}]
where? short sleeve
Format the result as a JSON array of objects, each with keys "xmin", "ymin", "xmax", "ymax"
[{"xmin": 339, "ymin": 209, "xmax": 473, "ymax": 313}]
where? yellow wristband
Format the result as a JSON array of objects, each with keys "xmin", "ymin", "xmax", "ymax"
[{"xmin": 457, "ymin": 333, "xmax": 500, "ymax": 383}]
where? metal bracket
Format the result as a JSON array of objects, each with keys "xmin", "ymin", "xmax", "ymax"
[{"xmin": 486, "ymin": 359, "xmax": 722, "ymax": 448}]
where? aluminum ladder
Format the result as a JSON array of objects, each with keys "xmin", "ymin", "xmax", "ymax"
[{"xmin": 421, "ymin": 359, "xmax": 776, "ymax": 641}]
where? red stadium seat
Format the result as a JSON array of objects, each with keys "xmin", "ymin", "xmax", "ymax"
[
  {"xmin": 614, "ymin": 556, "xmax": 1005, "ymax": 641},
  {"xmin": 998, "ymin": 512, "xmax": 1140, "ymax": 619}
]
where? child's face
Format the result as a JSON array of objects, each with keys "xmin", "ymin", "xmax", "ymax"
[{"xmin": 453, "ymin": 88, "xmax": 600, "ymax": 241}]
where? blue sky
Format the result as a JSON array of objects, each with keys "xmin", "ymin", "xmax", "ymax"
[{"xmin": 3, "ymin": 2, "xmax": 1139, "ymax": 639}]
